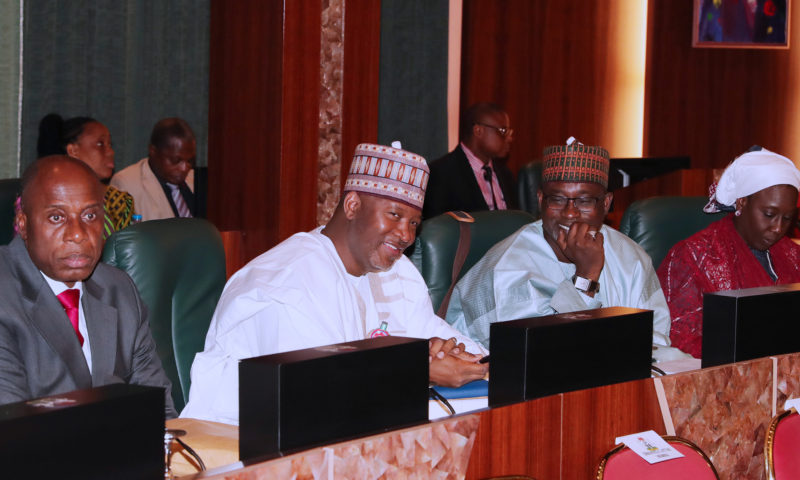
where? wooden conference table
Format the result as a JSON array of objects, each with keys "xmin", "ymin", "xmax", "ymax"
[{"xmin": 171, "ymin": 352, "xmax": 800, "ymax": 480}]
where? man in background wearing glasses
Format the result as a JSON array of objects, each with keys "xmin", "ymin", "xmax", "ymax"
[
  {"xmin": 422, "ymin": 102, "xmax": 518, "ymax": 219},
  {"xmin": 444, "ymin": 139, "xmax": 689, "ymax": 362}
]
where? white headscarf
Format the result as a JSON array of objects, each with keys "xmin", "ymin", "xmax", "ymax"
[{"xmin": 704, "ymin": 147, "xmax": 800, "ymax": 213}]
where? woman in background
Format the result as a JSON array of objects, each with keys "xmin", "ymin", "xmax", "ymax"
[
  {"xmin": 658, "ymin": 147, "xmax": 800, "ymax": 358},
  {"xmin": 36, "ymin": 114, "xmax": 135, "ymax": 238}
]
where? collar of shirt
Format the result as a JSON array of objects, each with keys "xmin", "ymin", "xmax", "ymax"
[
  {"xmin": 41, "ymin": 272, "xmax": 83, "ymax": 298},
  {"xmin": 157, "ymin": 176, "xmax": 189, "ymax": 193},
  {"xmin": 461, "ymin": 142, "xmax": 493, "ymax": 172},
  {"xmin": 461, "ymin": 142, "xmax": 507, "ymax": 210},
  {"xmin": 151, "ymin": 164, "xmax": 190, "ymax": 194}
]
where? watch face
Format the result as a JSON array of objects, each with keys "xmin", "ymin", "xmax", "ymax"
[
  {"xmin": 574, "ymin": 276, "xmax": 591, "ymax": 290},
  {"xmin": 573, "ymin": 275, "xmax": 599, "ymax": 294}
]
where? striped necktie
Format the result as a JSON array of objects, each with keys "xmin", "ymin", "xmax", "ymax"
[{"xmin": 167, "ymin": 183, "xmax": 192, "ymax": 218}]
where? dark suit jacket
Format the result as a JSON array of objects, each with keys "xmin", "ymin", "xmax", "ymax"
[
  {"xmin": 423, "ymin": 145, "xmax": 518, "ymax": 219},
  {"xmin": 0, "ymin": 237, "xmax": 176, "ymax": 418}
]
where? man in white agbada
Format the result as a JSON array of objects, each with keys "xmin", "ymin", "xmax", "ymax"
[
  {"xmin": 182, "ymin": 143, "xmax": 488, "ymax": 425},
  {"xmin": 445, "ymin": 139, "xmax": 688, "ymax": 362}
]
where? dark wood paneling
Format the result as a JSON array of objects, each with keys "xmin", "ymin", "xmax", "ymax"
[
  {"xmin": 464, "ymin": 0, "xmax": 796, "ymax": 172},
  {"xmin": 645, "ymin": 0, "xmax": 792, "ymax": 168},
  {"xmin": 208, "ymin": 0, "xmax": 320, "ymax": 263},
  {"xmin": 466, "ymin": 378, "xmax": 664, "ymax": 479},
  {"xmin": 279, "ymin": 1, "xmax": 322, "ymax": 241},
  {"xmin": 560, "ymin": 378, "xmax": 665, "ymax": 478},
  {"xmin": 466, "ymin": 395, "xmax": 562, "ymax": 480},
  {"xmin": 220, "ymin": 230, "xmax": 244, "ymax": 279},
  {"xmin": 342, "ymin": 0, "xmax": 381, "ymax": 177},
  {"xmin": 461, "ymin": 0, "xmax": 618, "ymax": 172},
  {"xmin": 207, "ymin": 0, "xmax": 283, "ymax": 261}
]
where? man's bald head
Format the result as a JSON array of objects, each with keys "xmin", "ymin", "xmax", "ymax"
[
  {"xmin": 16, "ymin": 155, "xmax": 105, "ymax": 286},
  {"xmin": 20, "ymin": 155, "xmax": 102, "ymax": 211}
]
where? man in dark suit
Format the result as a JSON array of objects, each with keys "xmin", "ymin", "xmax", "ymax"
[
  {"xmin": 0, "ymin": 155, "xmax": 176, "ymax": 417},
  {"xmin": 423, "ymin": 103, "xmax": 518, "ymax": 219}
]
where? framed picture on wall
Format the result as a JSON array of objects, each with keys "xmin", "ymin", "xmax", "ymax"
[{"xmin": 693, "ymin": 0, "xmax": 790, "ymax": 48}]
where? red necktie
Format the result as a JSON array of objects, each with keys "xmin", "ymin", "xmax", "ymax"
[{"xmin": 57, "ymin": 289, "xmax": 84, "ymax": 346}]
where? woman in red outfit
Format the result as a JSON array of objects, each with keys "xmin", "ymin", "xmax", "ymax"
[{"xmin": 658, "ymin": 147, "xmax": 800, "ymax": 358}]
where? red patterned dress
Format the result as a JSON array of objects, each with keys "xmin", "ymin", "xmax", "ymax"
[{"xmin": 657, "ymin": 214, "xmax": 800, "ymax": 358}]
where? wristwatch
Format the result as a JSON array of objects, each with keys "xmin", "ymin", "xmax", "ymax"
[{"xmin": 572, "ymin": 275, "xmax": 600, "ymax": 294}]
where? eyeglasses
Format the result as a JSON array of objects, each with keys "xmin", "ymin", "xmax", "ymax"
[
  {"xmin": 476, "ymin": 123, "xmax": 512, "ymax": 138},
  {"xmin": 544, "ymin": 195, "xmax": 602, "ymax": 212}
]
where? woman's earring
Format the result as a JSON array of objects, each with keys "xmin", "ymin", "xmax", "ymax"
[{"xmin": 735, "ymin": 210, "xmax": 742, "ymax": 217}]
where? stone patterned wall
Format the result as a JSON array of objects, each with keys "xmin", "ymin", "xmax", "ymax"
[
  {"xmin": 196, "ymin": 415, "xmax": 480, "ymax": 479},
  {"xmin": 776, "ymin": 353, "xmax": 800, "ymax": 409},
  {"xmin": 317, "ymin": 0, "xmax": 345, "ymax": 226},
  {"xmin": 660, "ymin": 358, "xmax": 773, "ymax": 480}
]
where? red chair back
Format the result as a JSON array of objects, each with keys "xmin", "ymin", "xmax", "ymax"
[
  {"xmin": 766, "ymin": 409, "xmax": 800, "ymax": 479},
  {"xmin": 597, "ymin": 436, "xmax": 719, "ymax": 480}
]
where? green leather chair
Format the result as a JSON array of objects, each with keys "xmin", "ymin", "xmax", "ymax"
[
  {"xmin": 516, "ymin": 160, "xmax": 543, "ymax": 218},
  {"xmin": 0, "ymin": 178, "xmax": 21, "ymax": 245},
  {"xmin": 409, "ymin": 209, "xmax": 537, "ymax": 313},
  {"xmin": 618, "ymin": 196, "xmax": 723, "ymax": 270},
  {"xmin": 102, "ymin": 218, "xmax": 226, "ymax": 412}
]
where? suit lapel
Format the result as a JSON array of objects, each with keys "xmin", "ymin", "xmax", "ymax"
[
  {"xmin": 454, "ymin": 147, "xmax": 490, "ymax": 210},
  {"xmin": 10, "ymin": 238, "xmax": 92, "ymax": 388},
  {"xmin": 29, "ymin": 293, "xmax": 93, "ymax": 388},
  {"xmin": 140, "ymin": 159, "xmax": 175, "ymax": 218},
  {"xmin": 83, "ymin": 279, "xmax": 119, "ymax": 385},
  {"xmin": 495, "ymin": 164, "xmax": 516, "ymax": 207}
]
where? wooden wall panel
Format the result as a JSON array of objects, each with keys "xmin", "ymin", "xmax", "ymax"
[
  {"xmin": 460, "ymin": 0, "xmax": 622, "ymax": 172},
  {"xmin": 560, "ymin": 379, "xmax": 665, "ymax": 478},
  {"xmin": 280, "ymin": 1, "xmax": 322, "ymax": 240},
  {"xmin": 464, "ymin": 0, "xmax": 799, "ymax": 172},
  {"xmin": 645, "ymin": 0, "xmax": 793, "ymax": 169},
  {"xmin": 341, "ymin": 0, "xmax": 381, "ymax": 178},
  {"xmin": 208, "ymin": 0, "xmax": 380, "ymax": 264},
  {"xmin": 466, "ymin": 396, "xmax": 562, "ymax": 480},
  {"xmin": 207, "ymin": 0, "xmax": 283, "ymax": 261},
  {"xmin": 466, "ymin": 378, "xmax": 665, "ymax": 479},
  {"xmin": 208, "ymin": 0, "xmax": 320, "ymax": 263}
]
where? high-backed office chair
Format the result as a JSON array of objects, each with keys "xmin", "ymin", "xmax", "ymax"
[
  {"xmin": 408, "ymin": 209, "xmax": 536, "ymax": 313},
  {"xmin": 596, "ymin": 435, "xmax": 719, "ymax": 479},
  {"xmin": 0, "ymin": 178, "xmax": 21, "ymax": 245},
  {"xmin": 102, "ymin": 218, "xmax": 226, "ymax": 412},
  {"xmin": 516, "ymin": 160, "xmax": 542, "ymax": 218},
  {"xmin": 618, "ymin": 196, "xmax": 723, "ymax": 269},
  {"xmin": 765, "ymin": 407, "xmax": 800, "ymax": 479}
]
